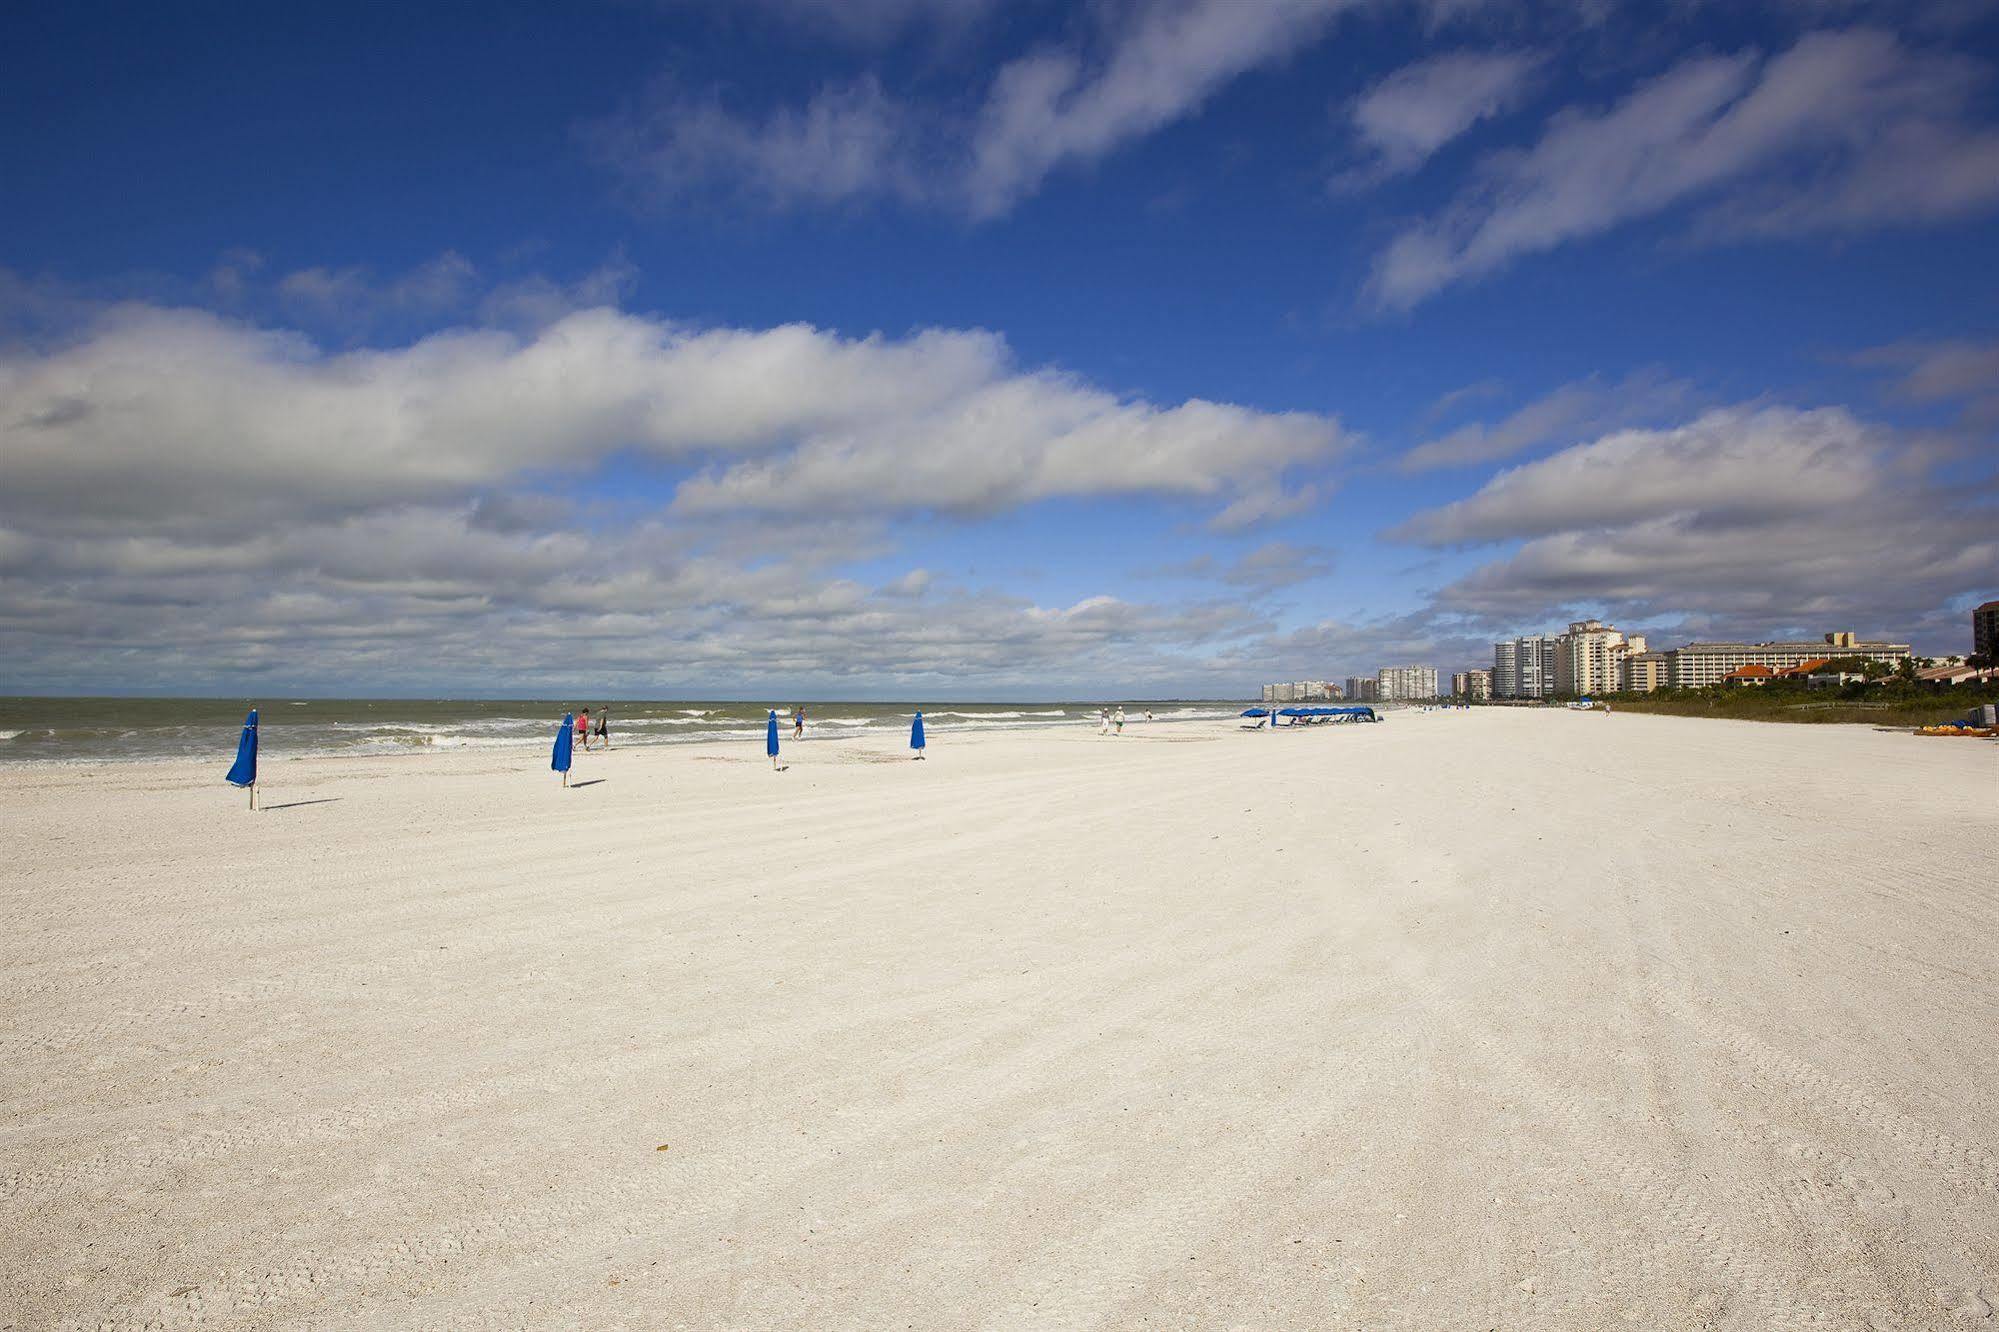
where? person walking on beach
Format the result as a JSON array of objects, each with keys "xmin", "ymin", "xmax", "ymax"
[
  {"xmin": 576, "ymin": 709, "xmax": 592, "ymax": 752},
  {"xmin": 1098, "ymin": 707, "xmax": 1111, "ymax": 736},
  {"xmin": 792, "ymin": 706, "xmax": 805, "ymax": 740},
  {"xmin": 594, "ymin": 706, "xmax": 609, "ymax": 749},
  {"xmin": 1114, "ymin": 706, "xmax": 1126, "ymax": 735}
]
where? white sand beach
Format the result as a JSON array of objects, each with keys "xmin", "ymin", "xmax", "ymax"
[{"xmin": 3, "ymin": 710, "xmax": 1995, "ymax": 1330}]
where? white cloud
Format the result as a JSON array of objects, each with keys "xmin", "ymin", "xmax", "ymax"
[
  {"xmin": 1389, "ymin": 403, "xmax": 1999, "ymax": 642},
  {"xmin": 1857, "ymin": 337, "xmax": 1999, "ymax": 424},
  {"xmin": 594, "ymin": 0, "xmax": 1358, "ymax": 217},
  {"xmin": 1395, "ymin": 405, "xmax": 1891, "ymax": 544},
  {"xmin": 590, "ymin": 76, "xmax": 929, "ymax": 210},
  {"xmin": 276, "ymin": 252, "xmax": 479, "ymax": 327},
  {"xmin": 703, "ymin": 0, "xmax": 1003, "ymax": 46},
  {"xmin": 961, "ymin": 0, "xmax": 1354, "ymax": 218},
  {"xmin": 1368, "ymin": 28, "xmax": 1999, "ymax": 308},
  {"xmin": 1, "ymin": 303, "xmax": 1338, "ymax": 537},
  {"xmin": 1398, "ymin": 367, "xmax": 1692, "ymax": 470},
  {"xmin": 1343, "ymin": 49, "xmax": 1540, "ymax": 180},
  {"xmin": 0, "ymin": 282, "xmax": 1354, "ymax": 692}
]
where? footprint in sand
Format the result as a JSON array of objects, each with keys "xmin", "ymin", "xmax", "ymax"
[{"xmin": 1936, "ymin": 1288, "xmax": 1994, "ymax": 1321}]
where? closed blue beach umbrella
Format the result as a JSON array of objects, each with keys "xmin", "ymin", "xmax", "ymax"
[
  {"xmin": 552, "ymin": 712, "xmax": 574, "ymax": 786},
  {"xmin": 911, "ymin": 711, "xmax": 926, "ymax": 759},
  {"xmin": 767, "ymin": 709, "xmax": 781, "ymax": 769},
  {"xmin": 225, "ymin": 708, "xmax": 259, "ymax": 809}
]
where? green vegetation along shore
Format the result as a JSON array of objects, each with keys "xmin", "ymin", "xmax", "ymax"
[{"xmin": 1592, "ymin": 682, "xmax": 1998, "ymax": 727}]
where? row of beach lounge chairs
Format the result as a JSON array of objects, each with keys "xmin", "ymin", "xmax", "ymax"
[{"xmin": 1238, "ymin": 706, "xmax": 1378, "ymax": 730}]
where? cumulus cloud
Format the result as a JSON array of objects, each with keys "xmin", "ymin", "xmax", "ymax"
[
  {"xmin": 0, "ymin": 296, "xmax": 1350, "ymax": 691},
  {"xmin": 1398, "ymin": 367, "xmax": 1692, "ymax": 470},
  {"xmin": 1368, "ymin": 28, "xmax": 1999, "ymax": 308},
  {"xmin": 1389, "ymin": 403, "xmax": 1999, "ymax": 642},
  {"xmin": 1, "ymin": 303, "xmax": 1339, "ymax": 538},
  {"xmin": 1341, "ymin": 49, "xmax": 1540, "ymax": 181},
  {"xmin": 1395, "ymin": 405, "xmax": 1894, "ymax": 544}
]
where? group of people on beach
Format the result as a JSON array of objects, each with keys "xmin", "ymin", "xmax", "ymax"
[
  {"xmin": 1096, "ymin": 706, "xmax": 1154, "ymax": 735},
  {"xmin": 571, "ymin": 707, "xmax": 610, "ymax": 751}
]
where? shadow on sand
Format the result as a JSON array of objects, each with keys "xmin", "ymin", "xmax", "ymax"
[
  {"xmin": 569, "ymin": 779, "xmax": 606, "ymax": 789},
  {"xmin": 262, "ymin": 798, "xmax": 342, "ymax": 811}
]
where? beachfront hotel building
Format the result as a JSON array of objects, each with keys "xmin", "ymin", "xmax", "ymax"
[
  {"xmin": 1449, "ymin": 669, "xmax": 1492, "ymax": 700},
  {"xmin": 1976, "ymin": 600, "xmax": 1999, "ymax": 659},
  {"xmin": 1619, "ymin": 650, "xmax": 1668, "ymax": 693},
  {"xmin": 1552, "ymin": 620, "xmax": 1633, "ymax": 696},
  {"xmin": 1377, "ymin": 665, "xmax": 1439, "ymax": 701},
  {"xmin": 1345, "ymin": 676, "xmax": 1380, "ymax": 701},
  {"xmin": 1492, "ymin": 635, "xmax": 1557, "ymax": 698},
  {"xmin": 1662, "ymin": 632, "xmax": 1912, "ymax": 689}
]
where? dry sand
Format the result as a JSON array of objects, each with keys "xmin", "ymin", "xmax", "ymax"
[{"xmin": 2, "ymin": 709, "xmax": 1995, "ymax": 1330}]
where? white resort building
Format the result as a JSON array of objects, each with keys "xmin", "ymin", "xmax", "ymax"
[{"xmin": 1662, "ymin": 632, "xmax": 1912, "ymax": 689}]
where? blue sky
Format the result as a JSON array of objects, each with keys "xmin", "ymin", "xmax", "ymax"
[{"xmin": 3, "ymin": 0, "xmax": 1996, "ymax": 697}]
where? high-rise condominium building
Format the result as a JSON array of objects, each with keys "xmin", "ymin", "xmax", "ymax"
[
  {"xmin": 1464, "ymin": 668, "xmax": 1491, "ymax": 700},
  {"xmin": 1492, "ymin": 635, "xmax": 1557, "ymax": 697},
  {"xmin": 1554, "ymin": 620, "xmax": 1632, "ymax": 696},
  {"xmin": 1344, "ymin": 676, "xmax": 1379, "ymax": 701},
  {"xmin": 1377, "ymin": 665, "xmax": 1438, "ymax": 701},
  {"xmin": 1976, "ymin": 600, "xmax": 1999, "ymax": 660},
  {"xmin": 1492, "ymin": 641, "xmax": 1518, "ymax": 697},
  {"xmin": 1262, "ymin": 680, "xmax": 1341, "ymax": 702},
  {"xmin": 1664, "ymin": 632, "xmax": 1911, "ymax": 689}
]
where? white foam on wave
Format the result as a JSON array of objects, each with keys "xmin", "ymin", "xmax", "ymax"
[
  {"xmin": 620, "ymin": 715, "xmax": 725, "ymax": 727},
  {"xmin": 0, "ymin": 730, "xmax": 20, "ymax": 741}
]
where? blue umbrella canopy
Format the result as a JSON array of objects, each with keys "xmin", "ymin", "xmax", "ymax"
[
  {"xmin": 551, "ymin": 713, "xmax": 574, "ymax": 773},
  {"xmin": 911, "ymin": 711, "xmax": 925, "ymax": 750},
  {"xmin": 766, "ymin": 710, "xmax": 780, "ymax": 758},
  {"xmin": 225, "ymin": 709, "xmax": 258, "ymax": 788},
  {"xmin": 1240, "ymin": 707, "xmax": 1268, "ymax": 717}
]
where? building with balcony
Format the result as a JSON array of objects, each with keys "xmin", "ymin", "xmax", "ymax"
[
  {"xmin": 1449, "ymin": 669, "xmax": 1492, "ymax": 700},
  {"xmin": 1377, "ymin": 665, "xmax": 1439, "ymax": 701},
  {"xmin": 1492, "ymin": 635, "xmax": 1557, "ymax": 698},
  {"xmin": 1664, "ymin": 633, "xmax": 1911, "ymax": 689},
  {"xmin": 1553, "ymin": 620, "xmax": 1629, "ymax": 696},
  {"xmin": 1975, "ymin": 600, "xmax": 1999, "ymax": 660},
  {"xmin": 1619, "ymin": 651, "xmax": 1667, "ymax": 693}
]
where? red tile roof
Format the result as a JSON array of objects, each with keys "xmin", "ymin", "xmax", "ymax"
[
  {"xmin": 1777, "ymin": 658, "xmax": 1831, "ymax": 676},
  {"xmin": 1724, "ymin": 664, "xmax": 1775, "ymax": 679}
]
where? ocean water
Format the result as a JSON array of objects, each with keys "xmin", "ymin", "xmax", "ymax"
[{"xmin": 0, "ymin": 698, "xmax": 1250, "ymax": 764}]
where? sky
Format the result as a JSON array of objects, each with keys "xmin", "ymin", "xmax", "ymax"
[{"xmin": 2, "ymin": 0, "xmax": 1996, "ymax": 698}]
